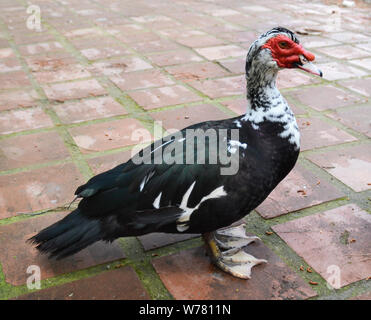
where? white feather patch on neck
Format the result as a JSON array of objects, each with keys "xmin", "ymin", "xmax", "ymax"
[{"xmin": 242, "ymin": 89, "xmax": 300, "ymax": 150}]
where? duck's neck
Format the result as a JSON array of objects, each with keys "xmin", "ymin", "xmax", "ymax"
[
  {"xmin": 241, "ymin": 67, "xmax": 300, "ymax": 151},
  {"xmin": 246, "ymin": 66, "xmax": 278, "ymax": 101}
]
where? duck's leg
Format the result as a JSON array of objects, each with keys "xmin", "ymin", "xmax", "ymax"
[{"xmin": 202, "ymin": 223, "xmax": 267, "ymax": 279}]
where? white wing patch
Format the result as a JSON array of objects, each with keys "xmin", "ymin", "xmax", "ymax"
[
  {"xmin": 177, "ymin": 182, "xmax": 227, "ymax": 232},
  {"xmin": 139, "ymin": 171, "xmax": 155, "ymax": 192},
  {"xmin": 153, "ymin": 192, "xmax": 162, "ymax": 209}
]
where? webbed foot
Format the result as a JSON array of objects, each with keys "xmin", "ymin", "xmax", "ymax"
[{"xmin": 203, "ymin": 224, "xmax": 267, "ymax": 279}]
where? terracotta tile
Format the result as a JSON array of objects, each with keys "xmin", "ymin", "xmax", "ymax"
[
  {"xmin": 129, "ymin": 85, "xmax": 202, "ymax": 110},
  {"xmin": 316, "ymin": 62, "xmax": 367, "ymax": 81},
  {"xmin": 52, "ymin": 96, "xmax": 127, "ymax": 124},
  {"xmin": 0, "ymin": 48, "xmax": 14, "ymax": 59},
  {"xmin": 355, "ymin": 42, "xmax": 371, "ymax": 53},
  {"xmin": 188, "ymin": 76, "xmax": 245, "ymax": 98},
  {"xmin": 130, "ymin": 39, "xmax": 181, "ymax": 54},
  {"xmin": 317, "ymin": 45, "xmax": 370, "ymax": 60},
  {"xmin": 69, "ymin": 118, "xmax": 151, "ymax": 153},
  {"xmin": 221, "ymin": 98, "xmax": 246, "ymax": 115},
  {"xmin": 0, "ymin": 57, "xmax": 22, "ymax": 73},
  {"xmin": 195, "ymin": 45, "xmax": 245, "ymax": 60},
  {"xmin": 256, "ymin": 164, "xmax": 344, "ymax": 219},
  {"xmin": 221, "ymin": 13, "xmax": 261, "ymax": 28},
  {"xmin": 308, "ymin": 52, "xmax": 333, "ymax": 64},
  {"xmin": 210, "ymin": 8, "xmax": 240, "ymax": 16},
  {"xmin": 131, "ymin": 15, "xmax": 181, "ymax": 30},
  {"xmin": 306, "ymin": 144, "xmax": 371, "ymax": 192},
  {"xmin": 32, "ymin": 63, "xmax": 91, "ymax": 83},
  {"xmin": 81, "ymin": 45, "xmax": 131, "ymax": 61},
  {"xmin": 338, "ymin": 78, "xmax": 371, "ymax": 97},
  {"xmin": 298, "ymin": 117, "xmax": 357, "ymax": 151},
  {"xmin": 272, "ymin": 204, "xmax": 371, "ymax": 287},
  {"xmin": 116, "ymin": 31, "xmax": 160, "ymax": 44},
  {"xmin": 94, "ymin": 15, "xmax": 133, "ymax": 27},
  {"xmin": 50, "ymin": 21, "xmax": 92, "ymax": 33},
  {"xmin": 241, "ymin": 4, "xmax": 272, "ymax": 13},
  {"xmin": 18, "ymin": 41, "xmax": 64, "ymax": 56},
  {"xmin": 91, "ymin": 57, "xmax": 153, "ymax": 77},
  {"xmin": 301, "ymin": 36, "xmax": 341, "ymax": 48},
  {"xmin": 280, "ymin": 96, "xmax": 306, "ymax": 115},
  {"xmin": 325, "ymin": 32, "xmax": 369, "ymax": 43},
  {"xmin": 166, "ymin": 62, "xmax": 230, "ymax": 81},
  {"xmin": 175, "ymin": 34, "xmax": 225, "ymax": 48},
  {"xmin": 0, "ymin": 70, "xmax": 31, "ymax": 89},
  {"xmin": 0, "ymin": 131, "xmax": 69, "ymax": 170},
  {"xmin": 200, "ymin": 23, "xmax": 244, "ymax": 35},
  {"xmin": 138, "ymin": 233, "xmax": 200, "ymax": 251},
  {"xmin": 217, "ymin": 57, "xmax": 245, "ymax": 74},
  {"xmin": 75, "ymin": 8, "xmax": 107, "ymax": 17},
  {"xmin": 277, "ymin": 69, "xmax": 319, "ymax": 89},
  {"xmin": 349, "ymin": 58, "xmax": 371, "ymax": 71},
  {"xmin": 0, "ymin": 212, "xmax": 125, "ymax": 285},
  {"xmin": 25, "ymin": 53, "xmax": 77, "ymax": 72},
  {"xmin": 87, "ymin": 151, "xmax": 132, "ymax": 175},
  {"xmin": 42, "ymin": 79, "xmax": 107, "ymax": 102},
  {"xmin": 158, "ymin": 29, "xmax": 207, "ymax": 40},
  {"xmin": 151, "ymin": 104, "xmax": 228, "ymax": 130},
  {"xmin": 217, "ymin": 31, "xmax": 258, "ymax": 43},
  {"xmin": 69, "ymin": 36, "xmax": 121, "ymax": 49},
  {"xmin": 14, "ymin": 266, "xmax": 149, "ymax": 300},
  {"xmin": 146, "ymin": 49, "xmax": 204, "ymax": 67},
  {"xmin": 327, "ymin": 105, "xmax": 371, "ymax": 138},
  {"xmin": 64, "ymin": 28, "xmax": 105, "ymax": 39},
  {"xmin": 289, "ymin": 85, "xmax": 362, "ymax": 111},
  {"xmin": 0, "ymin": 163, "xmax": 85, "ymax": 218},
  {"xmin": 0, "ymin": 107, "xmax": 53, "ymax": 134},
  {"xmin": 291, "ymin": 104, "xmax": 307, "ymax": 115},
  {"xmin": 106, "ymin": 24, "xmax": 145, "ymax": 37},
  {"xmin": 0, "ymin": 39, "xmax": 9, "ymax": 49},
  {"xmin": 0, "ymin": 89, "xmax": 39, "ymax": 111},
  {"xmin": 110, "ymin": 69, "xmax": 174, "ymax": 91},
  {"xmin": 13, "ymin": 32, "xmax": 56, "ymax": 45},
  {"xmin": 152, "ymin": 245, "xmax": 316, "ymax": 300},
  {"xmin": 174, "ymin": 13, "xmax": 222, "ymax": 30}
]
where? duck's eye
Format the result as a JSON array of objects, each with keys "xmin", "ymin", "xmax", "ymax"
[{"xmin": 278, "ymin": 41, "xmax": 289, "ymax": 49}]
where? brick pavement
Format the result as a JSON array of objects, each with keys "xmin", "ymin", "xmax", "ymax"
[{"xmin": 0, "ymin": 0, "xmax": 370, "ymax": 300}]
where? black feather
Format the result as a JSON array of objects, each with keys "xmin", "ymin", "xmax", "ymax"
[{"xmin": 28, "ymin": 209, "xmax": 102, "ymax": 260}]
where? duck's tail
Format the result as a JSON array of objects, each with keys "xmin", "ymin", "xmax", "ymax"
[{"xmin": 28, "ymin": 209, "xmax": 102, "ymax": 260}]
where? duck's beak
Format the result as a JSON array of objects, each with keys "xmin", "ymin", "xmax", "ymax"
[{"xmin": 295, "ymin": 54, "xmax": 323, "ymax": 77}]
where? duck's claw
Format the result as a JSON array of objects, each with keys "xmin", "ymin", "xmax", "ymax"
[
  {"xmin": 215, "ymin": 223, "xmax": 260, "ymax": 249},
  {"xmin": 203, "ymin": 224, "xmax": 267, "ymax": 279}
]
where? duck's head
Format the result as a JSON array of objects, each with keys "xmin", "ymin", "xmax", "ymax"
[{"xmin": 246, "ymin": 27, "xmax": 322, "ymax": 78}]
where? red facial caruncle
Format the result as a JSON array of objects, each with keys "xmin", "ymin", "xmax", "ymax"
[{"xmin": 262, "ymin": 34, "xmax": 315, "ymax": 68}]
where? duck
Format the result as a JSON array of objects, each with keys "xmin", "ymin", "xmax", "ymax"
[{"xmin": 29, "ymin": 27, "xmax": 322, "ymax": 279}]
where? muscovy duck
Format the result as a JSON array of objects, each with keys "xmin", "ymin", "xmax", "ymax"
[{"xmin": 29, "ymin": 27, "xmax": 322, "ymax": 279}]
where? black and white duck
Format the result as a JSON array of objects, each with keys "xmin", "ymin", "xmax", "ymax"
[{"xmin": 29, "ymin": 27, "xmax": 322, "ymax": 279}]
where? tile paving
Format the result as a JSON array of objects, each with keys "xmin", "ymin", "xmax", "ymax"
[{"xmin": 0, "ymin": 0, "xmax": 369, "ymax": 300}]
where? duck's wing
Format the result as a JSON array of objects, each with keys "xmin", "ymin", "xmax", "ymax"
[
  {"xmin": 29, "ymin": 119, "xmax": 250, "ymax": 258},
  {"xmin": 74, "ymin": 121, "xmax": 239, "ymax": 226}
]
